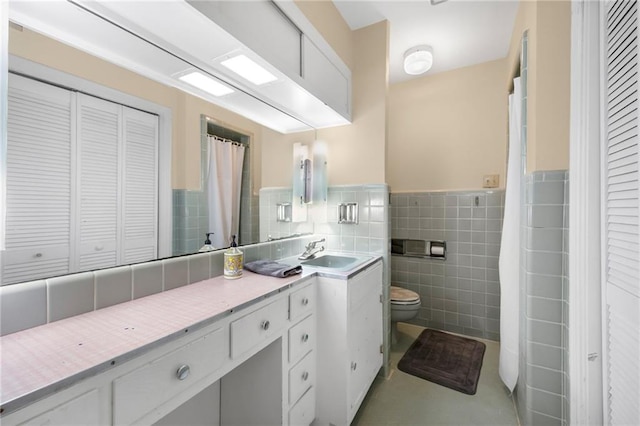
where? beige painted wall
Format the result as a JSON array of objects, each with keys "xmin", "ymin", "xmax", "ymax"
[
  {"xmin": 506, "ymin": 0, "xmax": 571, "ymax": 173},
  {"xmin": 260, "ymin": 20, "xmax": 389, "ymax": 188},
  {"xmin": 387, "ymin": 59, "xmax": 508, "ymax": 192},
  {"xmin": 8, "ymin": 26, "xmax": 274, "ymax": 191},
  {"xmin": 534, "ymin": 1, "xmax": 570, "ymax": 172}
]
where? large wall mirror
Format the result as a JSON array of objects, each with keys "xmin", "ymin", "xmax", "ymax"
[{"xmin": 1, "ymin": 1, "xmax": 314, "ymax": 286}]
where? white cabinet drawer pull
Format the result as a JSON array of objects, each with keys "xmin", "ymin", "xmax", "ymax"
[
  {"xmin": 301, "ymin": 371, "xmax": 309, "ymax": 381},
  {"xmin": 301, "ymin": 297, "xmax": 309, "ymax": 306},
  {"xmin": 261, "ymin": 320, "xmax": 270, "ymax": 331},
  {"xmin": 176, "ymin": 364, "xmax": 190, "ymax": 380},
  {"xmin": 351, "ymin": 362, "xmax": 357, "ymax": 371},
  {"xmin": 34, "ymin": 252, "xmax": 43, "ymax": 258},
  {"xmin": 301, "ymin": 333, "xmax": 309, "ymax": 343}
]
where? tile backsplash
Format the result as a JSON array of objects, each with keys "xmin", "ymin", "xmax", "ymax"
[
  {"xmin": 0, "ymin": 236, "xmax": 318, "ymax": 337},
  {"xmin": 390, "ymin": 190, "xmax": 505, "ymax": 341}
]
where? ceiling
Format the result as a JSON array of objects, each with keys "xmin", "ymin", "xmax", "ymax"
[{"xmin": 332, "ymin": 0, "xmax": 520, "ymax": 84}]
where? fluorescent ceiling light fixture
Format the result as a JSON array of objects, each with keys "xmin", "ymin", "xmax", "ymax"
[
  {"xmin": 221, "ymin": 54, "xmax": 277, "ymax": 85},
  {"xmin": 179, "ymin": 71, "xmax": 234, "ymax": 96},
  {"xmin": 404, "ymin": 45, "xmax": 434, "ymax": 75}
]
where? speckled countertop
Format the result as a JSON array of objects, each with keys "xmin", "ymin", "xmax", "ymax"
[{"xmin": 0, "ymin": 271, "xmax": 306, "ymax": 416}]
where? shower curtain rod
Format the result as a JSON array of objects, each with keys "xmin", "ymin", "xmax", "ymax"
[{"xmin": 207, "ymin": 134, "xmax": 247, "ymax": 146}]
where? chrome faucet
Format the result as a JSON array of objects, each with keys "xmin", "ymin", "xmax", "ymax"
[{"xmin": 298, "ymin": 238, "xmax": 325, "ymax": 260}]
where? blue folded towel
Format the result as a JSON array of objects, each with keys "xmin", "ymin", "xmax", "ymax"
[{"xmin": 244, "ymin": 260, "xmax": 302, "ymax": 278}]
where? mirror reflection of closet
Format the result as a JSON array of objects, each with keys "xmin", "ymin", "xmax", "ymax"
[{"xmin": 3, "ymin": 71, "xmax": 166, "ymax": 286}]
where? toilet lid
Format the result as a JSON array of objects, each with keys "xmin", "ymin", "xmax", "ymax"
[{"xmin": 390, "ymin": 286, "xmax": 420, "ymax": 302}]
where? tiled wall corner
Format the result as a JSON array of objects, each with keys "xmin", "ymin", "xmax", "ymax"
[
  {"xmin": 390, "ymin": 190, "xmax": 505, "ymax": 340},
  {"xmin": 562, "ymin": 172, "xmax": 570, "ymax": 426},
  {"xmin": 517, "ymin": 170, "xmax": 569, "ymax": 426}
]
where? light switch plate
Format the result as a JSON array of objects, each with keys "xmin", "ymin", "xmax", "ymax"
[{"xmin": 483, "ymin": 174, "xmax": 499, "ymax": 188}]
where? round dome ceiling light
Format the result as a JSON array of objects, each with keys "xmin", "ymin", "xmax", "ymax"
[{"xmin": 403, "ymin": 45, "xmax": 434, "ymax": 75}]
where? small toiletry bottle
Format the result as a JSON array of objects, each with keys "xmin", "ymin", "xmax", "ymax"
[
  {"xmin": 198, "ymin": 233, "xmax": 215, "ymax": 252},
  {"xmin": 224, "ymin": 235, "xmax": 243, "ymax": 279}
]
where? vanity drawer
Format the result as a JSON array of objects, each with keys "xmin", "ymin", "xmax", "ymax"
[
  {"xmin": 289, "ymin": 283, "xmax": 315, "ymax": 321},
  {"xmin": 289, "ymin": 351, "xmax": 315, "ymax": 404},
  {"xmin": 230, "ymin": 296, "xmax": 288, "ymax": 359},
  {"xmin": 112, "ymin": 327, "xmax": 226, "ymax": 425},
  {"xmin": 289, "ymin": 314, "xmax": 315, "ymax": 363},
  {"xmin": 289, "ymin": 386, "xmax": 316, "ymax": 426}
]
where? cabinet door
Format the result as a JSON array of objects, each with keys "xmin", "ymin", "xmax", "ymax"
[
  {"xmin": 302, "ymin": 36, "xmax": 350, "ymax": 119},
  {"xmin": 76, "ymin": 94, "xmax": 120, "ymax": 271},
  {"xmin": 121, "ymin": 107, "xmax": 158, "ymax": 264},
  {"xmin": 2, "ymin": 74, "xmax": 73, "ymax": 285},
  {"xmin": 347, "ymin": 263, "xmax": 383, "ymax": 417}
]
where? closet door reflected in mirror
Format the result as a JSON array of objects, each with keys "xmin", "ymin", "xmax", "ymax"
[{"xmin": 2, "ymin": 74, "xmax": 158, "ymax": 285}]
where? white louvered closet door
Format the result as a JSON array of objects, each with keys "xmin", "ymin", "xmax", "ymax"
[
  {"xmin": 76, "ymin": 94, "xmax": 120, "ymax": 271},
  {"xmin": 2, "ymin": 74, "xmax": 73, "ymax": 285},
  {"xmin": 604, "ymin": 0, "xmax": 640, "ymax": 423},
  {"xmin": 121, "ymin": 107, "xmax": 158, "ymax": 264}
]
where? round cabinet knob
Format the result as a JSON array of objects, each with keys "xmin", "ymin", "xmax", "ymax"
[
  {"xmin": 261, "ymin": 320, "xmax": 270, "ymax": 331},
  {"xmin": 176, "ymin": 364, "xmax": 190, "ymax": 381},
  {"xmin": 301, "ymin": 297, "xmax": 309, "ymax": 306},
  {"xmin": 95, "ymin": 245, "xmax": 104, "ymax": 251},
  {"xmin": 351, "ymin": 362, "xmax": 357, "ymax": 371},
  {"xmin": 301, "ymin": 333, "xmax": 309, "ymax": 343},
  {"xmin": 34, "ymin": 253, "xmax": 43, "ymax": 258},
  {"xmin": 302, "ymin": 371, "xmax": 309, "ymax": 381}
]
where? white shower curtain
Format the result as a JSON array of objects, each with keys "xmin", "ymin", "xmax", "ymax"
[
  {"xmin": 207, "ymin": 135, "xmax": 245, "ymax": 249},
  {"xmin": 498, "ymin": 77, "xmax": 522, "ymax": 392}
]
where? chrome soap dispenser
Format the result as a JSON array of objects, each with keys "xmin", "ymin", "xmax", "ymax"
[{"xmin": 224, "ymin": 235, "xmax": 243, "ymax": 279}]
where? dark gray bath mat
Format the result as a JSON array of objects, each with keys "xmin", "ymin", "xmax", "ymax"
[{"xmin": 397, "ymin": 329, "xmax": 486, "ymax": 395}]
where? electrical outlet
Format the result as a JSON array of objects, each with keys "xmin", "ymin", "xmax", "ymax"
[{"xmin": 483, "ymin": 174, "xmax": 499, "ymax": 188}]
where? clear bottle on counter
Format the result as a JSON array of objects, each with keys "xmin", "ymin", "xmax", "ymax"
[{"xmin": 224, "ymin": 235, "xmax": 243, "ymax": 279}]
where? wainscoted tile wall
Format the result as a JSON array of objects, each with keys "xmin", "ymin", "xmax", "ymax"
[
  {"xmin": 172, "ymin": 189, "xmax": 209, "ymax": 256},
  {"xmin": 0, "ymin": 235, "xmax": 318, "ymax": 337},
  {"xmin": 390, "ymin": 190, "xmax": 505, "ymax": 341},
  {"xmin": 516, "ymin": 170, "xmax": 569, "ymax": 426}
]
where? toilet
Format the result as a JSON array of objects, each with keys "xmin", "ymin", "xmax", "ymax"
[{"xmin": 390, "ymin": 285, "xmax": 421, "ymax": 344}]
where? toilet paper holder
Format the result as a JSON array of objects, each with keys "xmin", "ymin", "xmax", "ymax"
[{"xmin": 391, "ymin": 239, "xmax": 447, "ymax": 260}]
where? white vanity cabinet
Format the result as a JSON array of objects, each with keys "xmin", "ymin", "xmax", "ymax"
[
  {"xmin": 315, "ymin": 260, "xmax": 384, "ymax": 425},
  {"xmin": 1, "ymin": 276, "xmax": 318, "ymax": 426},
  {"xmin": 2, "ymin": 259, "xmax": 384, "ymax": 426}
]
